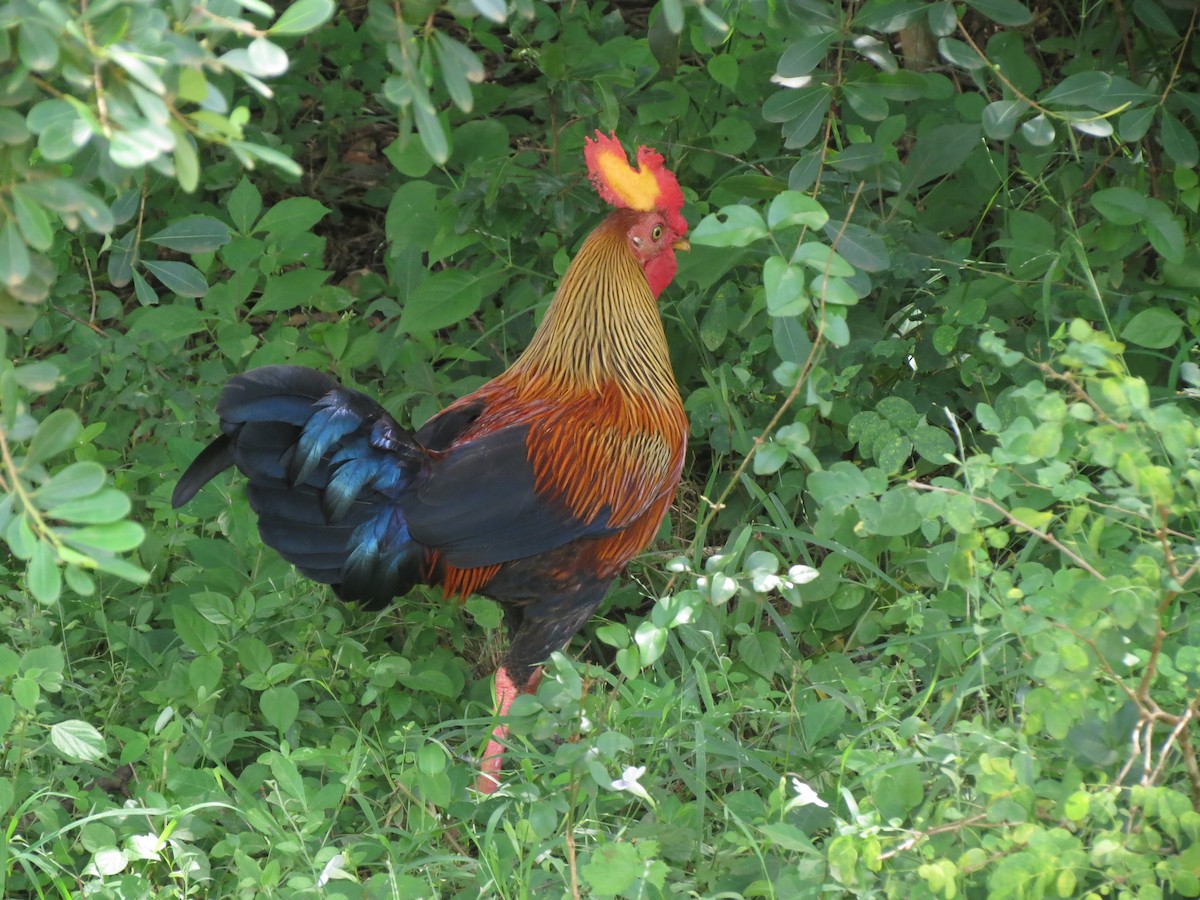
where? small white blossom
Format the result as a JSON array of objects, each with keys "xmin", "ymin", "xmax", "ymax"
[
  {"xmin": 317, "ymin": 853, "xmax": 347, "ymax": 887},
  {"xmin": 770, "ymin": 73, "xmax": 813, "ymax": 89},
  {"xmin": 788, "ymin": 564, "xmax": 820, "ymax": 585},
  {"xmin": 790, "ymin": 777, "xmax": 828, "ymax": 809},
  {"xmin": 611, "ymin": 765, "xmax": 654, "ymax": 804}
]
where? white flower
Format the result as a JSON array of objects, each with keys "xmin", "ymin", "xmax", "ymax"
[
  {"xmin": 611, "ymin": 765, "xmax": 654, "ymax": 804},
  {"xmin": 788, "ymin": 564, "xmax": 820, "ymax": 585},
  {"xmin": 770, "ymin": 73, "xmax": 813, "ymax": 89},
  {"xmin": 790, "ymin": 777, "xmax": 828, "ymax": 809},
  {"xmin": 317, "ymin": 853, "xmax": 347, "ymax": 887}
]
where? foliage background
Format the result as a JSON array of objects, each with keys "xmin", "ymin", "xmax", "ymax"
[{"xmin": 2, "ymin": 0, "xmax": 1200, "ymax": 895}]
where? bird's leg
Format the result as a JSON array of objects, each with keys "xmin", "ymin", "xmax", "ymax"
[{"xmin": 476, "ymin": 665, "xmax": 543, "ymax": 794}]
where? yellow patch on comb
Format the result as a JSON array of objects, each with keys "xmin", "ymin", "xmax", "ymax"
[{"xmin": 590, "ymin": 143, "xmax": 659, "ymax": 211}]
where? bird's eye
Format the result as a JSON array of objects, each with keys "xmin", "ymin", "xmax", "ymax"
[{"xmin": 651, "ymin": 225, "xmax": 663, "ymax": 240}]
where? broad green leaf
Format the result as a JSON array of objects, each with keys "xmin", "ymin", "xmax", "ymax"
[
  {"xmin": 810, "ymin": 274, "xmax": 858, "ymax": 306},
  {"xmin": 1091, "ymin": 187, "xmax": 1148, "ymax": 225},
  {"xmin": 692, "ymin": 206, "xmax": 768, "ymax": 247},
  {"xmin": 142, "ymin": 260, "xmax": 208, "ymax": 298},
  {"xmin": 763, "ymin": 86, "xmax": 831, "ymax": 149},
  {"xmin": 50, "ymin": 719, "xmax": 107, "ymax": 762},
  {"xmin": 271, "ymin": 0, "xmax": 335, "ymax": 34},
  {"xmin": 255, "ymin": 197, "xmax": 330, "ymax": 237},
  {"xmin": 27, "ymin": 541, "xmax": 60, "ymax": 604},
  {"xmin": 900, "ymin": 124, "xmax": 981, "ymax": 193},
  {"xmin": 251, "ymin": 268, "xmax": 331, "ymax": 314},
  {"xmin": 27, "ymin": 408, "xmax": 82, "ymax": 465},
  {"xmin": 937, "ymin": 38, "xmax": 986, "ymax": 70},
  {"xmin": 633, "ymin": 621, "xmax": 666, "ymax": 666},
  {"xmin": 261, "ymin": 686, "xmax": 300, "ymax": 733},
  {"xmin": 1121, "ymin": 308, "xmax": 1183, "ymax": 350},
  {"xmin": 36, "ymin": 460, "xmax": 105, "ymax": 504},
  {"xmin": 583, "ymin": 843, "xmax": 640, "ymax": 894},
  {"xmin": 828, "ymin": 223, "xmax": 888, "ymax": 272},
  {"xmin": 776, "ymin": 32, "xmax": 836, "ymax": 78},
  {"xmin": 0, "ymin": 108, "xmax": 30, "ymax": 145},
  {"xmin": 764, "ymin": 256, "xmax": 807, "ymax": 317},
  {"xmin": 146, "ymin": 217, "xmax": 232, "ymax": 253},
  {"xmin": 754, "ymin": 442, "xmax": 788, "ymax": 475},
  {"xmin": 397, "ymin": 269, "xmax": 485, "ymax": 334},
  {"xmin": 228, "ymin": 177, "xmax": 263, "ymax": 233},
  {"xmin": 64, "ymin": 521, "xmax": 146, "ymax": 553},
  {"xmin": 792, "ymin": 242, "xmax": 854, "ymax": 276},
  {"xmin": 1144, "ymin": 205, "xmax": 1185, "ymax": 264},
  {"xmin": 982, "ymin": 100, "xmax": 1027, "ymax": 139},
  {"xmin": 413, "ymin": 101, "xmax": 449, "ymax": 164},
  {"xmin": 768, "ymin": 192, "xmax": 828, "ymax": 230},
  {"xmin": 964, "ymin": 0, "xmax": 1032, "ymax": 24},
  {"xmin": 1021, "ymin": 114, "xmax": 1055, "ymax": 146},
  {"xmin": 11, "ymin": 187, "xmax": 53, "ymax": 251},
  {"xmin": 471, "ymin": 0, "xmax": 507, "ymax": 23},
  {"xmin": 0, "ymin": 221, "xmax": 30, "ymax": 286},
  {"xmin": 1160, "ymin": 111, "xmax": 1199, "ymax": 168},
  {"xmin": 45, "ymin": 490, "xmax": 131, "ymax": 525}
]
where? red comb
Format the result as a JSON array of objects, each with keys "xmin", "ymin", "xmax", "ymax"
[{"xmin": 584, "ymin": 131, "xmax": 687, "ymax": 235}]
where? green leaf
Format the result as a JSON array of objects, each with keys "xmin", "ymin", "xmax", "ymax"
[
  {"xmin": 46, "ymin": 489, "xmax": 131, "ymax": 525},
  {"xmin": 1160, "ymin": 111, "xmax": 1199, "ymax": 168},
  {"xmin": 792, "ymin": 242, "xmax": 853, "ymax": 276},
  {"xmin": 397, "ymin": 269, "xmax": 486, "ymax": 334},
  {"xmin": 763, "ymin": 86, "xmax": 831, "ymax": 149},
  {"xmin": 764, "ymin": 256, "xmax": 807, "ymax": 317},
  {"xmin": 27, "ymin": 408, "xmax": 82, "ymax": 465},
  {"xmin": 0, "ymin": 220, "xmax": 30, "ymax": 286},
  {"xmin": 1091, "ymin": 187, "xmax": 1148, "ymax": 225},
  {"xmin": 776, "ymin": 32, "xmax": 836, "ymax": 78},
  {"xmin": 11, "ymin": 186, "xmax": 54, "ymax": 251},
  {"xmin": 982, "ymin": 100, "xmax": 1027, "ymax": 139},
  {"xmin": 1144, "ymin": 205, "xmax": 1185, "ymax": 264},
  {"xmin": 470, "ymin": 0, "xmax": 507, "ymax": 23},
  {"xmin": 142, "ymin": 260, "xmax": 208, "ymax": 298},
  {"xmin": 692, "ymin": 206, "xmax": 769, "ymax": 247},
  {"xmin": 900, "ymin": 124, "xmax": 982, "ymax": 193},
  {"xmin": 937, "ymin": 38, "xmax": 986, "ymax": 70},
  {"xmin": 51, "ymin": 719, "xmax": 107, "ymax": 762},
  {"xmin": 255, "ymin": 197, "xmax": 330, "ymax": 237},
  {"xmin": 251, "ymin": 268, "xmax": 332, "ymax": 314},
  {"xmin": 27, "ymin": 541, "xmax": 61, "ymax": 604},
  {"xmin": 633, "ymin": 621, "xmax": 666, "ymax": 667},
  {"xmin": 64, "ymin": 521, "xmax": 146, "ymax": 553},
  {"xmin": 271, "ymin": 0, "xmax": 335, "ymax": 35},
  {"xmin": 964, "ymin": 0, "xmax": 1032, "ymax": 25},
  {"xmin": 1121, "ymin": 308, "xmax": 1184, "ymax": 349},
  {"xmin": 228, "ymin": 177, "xmax": 263, "ymax": 233},
  {"xmin": 768, "ymin": 191, "xmax": 828, "ymax": 230},
  {"xmin": 413, "ymin": 101, "xmax": 449, "ymax": 165},
  {"xmin": 261, "ymin": 686, "xmax": 300, "ymax": 733},
  {"xmin": 1020, "ymin": 114, "xmax": 1055, "ymax": 146},
  {"xmin": 739, "ymin": 632, "xmax": 782, "ymax": 678},
  {"xmin": 146, "ymin": 217, "xmax": 232, "ymax": 253},
  {"xmin": 583, "ymin": 843, "xmax": 640, "ymax": 895}
]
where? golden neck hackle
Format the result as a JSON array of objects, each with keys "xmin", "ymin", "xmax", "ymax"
[{"xmin": 505, "ymin": 211, "xmax": 678, "ymax": 402}]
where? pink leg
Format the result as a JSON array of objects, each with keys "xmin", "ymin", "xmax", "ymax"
[{"xmin": 475, "ymin": 666, "xmax": 543, "ymax": 795}]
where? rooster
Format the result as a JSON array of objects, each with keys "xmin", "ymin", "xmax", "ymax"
[{"xmin": 172, "ymin": 132, "xmax": 689, "ymax": 794}]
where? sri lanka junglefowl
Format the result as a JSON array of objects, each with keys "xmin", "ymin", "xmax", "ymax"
[{"xmin": 172, "ymin": 132, "xmax": 689, "ymax": 794}]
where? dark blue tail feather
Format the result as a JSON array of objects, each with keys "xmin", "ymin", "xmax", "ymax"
[{"xmin": 173, "ymin": 366, "xmax": 428, "ymax": 606}]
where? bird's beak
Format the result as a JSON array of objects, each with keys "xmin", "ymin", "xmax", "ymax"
[{"xmin": 673, "ymin": 239, "xmax": 690, "ymax": 252}]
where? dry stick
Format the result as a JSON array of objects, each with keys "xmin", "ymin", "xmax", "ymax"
[
  {"xmin": 695, "ymin": 186, "xmax": 865, "ymax": 531},
  {"xmin": 1034, "ymin": 363, "xmax": 1127, "ymax": 431},
  {"xmin": 907, "ymin": 481, "xmax": 1106, "ymax": 581},
  {"xmin": 876, "ymin": 813, "xmax": 1011, "ymax": 862},
  {"xmin": 1177, "ymin": 712, "xmax": 1200, "ymax": 807}
]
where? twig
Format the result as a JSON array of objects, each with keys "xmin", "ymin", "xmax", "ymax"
[{"xmin": 907, "ymin": 481, "xmax": 1106, "ymax": 581}]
